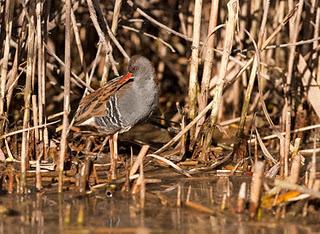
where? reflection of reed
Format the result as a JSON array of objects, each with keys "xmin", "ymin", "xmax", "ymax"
[{"xmin": 1, "ymin": 0, "xmax": 320, "ymax": 223}]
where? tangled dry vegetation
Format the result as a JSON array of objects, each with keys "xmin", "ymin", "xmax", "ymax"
[{"xmin": 0, "ymin": 0, "xmax": 320, "ymax": 219}]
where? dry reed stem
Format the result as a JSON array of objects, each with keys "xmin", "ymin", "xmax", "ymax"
[
  {"xmin": 79, "ymin": 159, "xmax": 90, "ymax": 194},
  {"xmin": 20, "ymin": 15, "xmax": 36, "ymax": 193},
  {"xmin": 139, "ymin": 158, "xmax": 145, "ymax": 209},
  {"xmin": 58, "ymin": 0, "xmax": 72, "ymax": 193},
  {"xmin": 126, "ymin": 0, "xmax": 284, "ymax": 86},
  {"xmin": 32, "ymin": 95, "xmax": 41, "ymax": 190},
  {"xmin": 32, "ymin": 95, "xmax": 39, "ymax": 144},
  {"xmin": 0, "ymin": 0, "xmax": 14, "ymax": 118},
  {"xmin": 93, "ymin": 0, "xmax": 128, "ymax": 61},
  {"xmin": 130, "ymin": 145, "xmax": 149, "ymax": 177},
  {"xmin": 283, "ymin": 109, "xmax": 291, "ymax": 177},
  {"xmin": 4, "ymin": 138, "xmax": 15, "ymax": 161},
  {"xmin": 109, "ymin": 133, "xmax": 119, "ymax": 180},
  {"xmin": 316, "ymin": 6, "xmax": 320, "ymax": 84},
  {"xmin": 236, "ymin": 32, "xmax": 259, "ymax": 136},
  {"xmin": 0, "ymin": 121, "xmax": 59, "ymax": 140},
  {"xmin": 308, "ymin": 137, "xmax": 317, "ymax": 189},
  {"xmin": 121, "ymin": 25, "xmax": 175, "ymax": 52},
  {"xmin": 187, "ymin": 152, "xmax": 233, "ymax": 174},
  {"xmin": 249, "ymin": 161, "xmax": 264, "ymax": 218},
  {"xmin": 126, "ymin": 0, "xmax": 192, "ymax": 42},
  {"xmin": 87, "ymin": 0, "xmax": 129, "ymax": 62},
  {"xmin": 288, "ymin": 138, "xmax": 301, "ymax": 184},
  {"xmin": 249, "ymin": 123, "xmax": 320, "ymax": 143},
  {"xmin": 70, "ymin": 8, "xmax": 84, "ymax": 66},
  {"xmin": 202, "ymin": 0, "xmax": 238, "ymax": 156},
  {"xmin": 249, "ymin": 0, "xmax": 261, "ymax": 39},
  {"xmin": 210, "ymin": 0, "xmax": 238, "ymax": 125},
  {"xmin": 196, "ymin": 0, "xmax": 219, "ymax": 136},
  {"xmin": 111, "ymin": 0, "xmax": 122, "ymax": 34},
  {"xmin": 229, "ymin": 5, "xmax": 298, "ymax": 88},
  {"xmin": 286, "ymin": 0, "xmax": 304, "ymax": 88},
  {"xmin": 147, "ymin": 154, "xmax": 191, "ymax": 177},
  {"xmin": 36, "ymin": 1, "xmax": 45, "ymax": 146},
  {"xmin": 7, "ymin": 163, "xmax": 14, "ymax": 193},
  {"xmin": 298, "ymin": 55, "xmax": 320, "ymax": 118},
  {"xmin": 283, "ymin": 0, "xmax": 304, "ymax": 177},
  {"xmin": 255, "ymin": 128, "xmax": 277, "ymax": 164},
  {"xmin": 86, "ymin": 0, "xmax": 111, "ymax": 53},
  {"xmin": 155, "ymin": 4, "xmax": 174, "ymax": 82},
  {"xmin": 5, "ymin": 36, "xmax": 21, "ymax": 112},
  {"xmin": 154, "ymin": 98, "xmax": 217, "ymax": 154},
  {"xmin": 265, "ymin": 37, "xmax": 320, "ymax": 50},
  {"xmin": 36, "ymin": 159, "xmax": 42, "ymax": 191},
  {"xmin": 236, "ymin": 182, "xmax": 246, "ymax": 213},
  {"xmin": 71, "ymin": 7, "xmax": 88, "ymax": 83},
  {"xmin": 177, "ymin": 184, "xmax": 182, "ymax": 207},
  {"xmin": 44, "ymin": 44, "xmax": 94, "ymax": 92},
  {"xmin": 101, "ymin": 0, "xmax": 123, "ymax": 85},
  {"xmin": 180, "ymin": 115, "xmax": 186, "ymax": 157},
  {"xmin": 236, "ymin": 0, "xmax": 268, "ymax": 145},
  {"xmin": 42, "ymin": 1, "xmax": 50, "ymax": 156},
  {"xmin": 187, "ymin": 0, "xmax": 202, "ymax": 121},
  {"xmin": 86, "ymin": 0, "xmax": 119, "ymax": 77}
]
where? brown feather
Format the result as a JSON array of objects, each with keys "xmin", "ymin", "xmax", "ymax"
[{"xmin": 74, "ymin": 73, "xmax": 133, "ymax": 125}]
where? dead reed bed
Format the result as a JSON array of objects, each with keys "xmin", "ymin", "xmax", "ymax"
[{"xmin": 0, "ymin": 0, "xmax": 320, "ymax": 220}]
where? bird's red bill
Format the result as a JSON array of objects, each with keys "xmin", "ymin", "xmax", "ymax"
[{"xmin": 118, "ymin": 72, "xmax": 134, "ymax": 85}]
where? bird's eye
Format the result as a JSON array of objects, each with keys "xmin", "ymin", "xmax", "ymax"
[{"xmin": 130, "ymin": 66, "xmax": 138, "ymax": 71}]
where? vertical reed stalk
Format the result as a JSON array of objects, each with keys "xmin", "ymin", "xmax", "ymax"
[
  {"xmin": 7, "ymin": 163, "xmax": 14, "ymax": 194},
  {"xmin": 139, "ymin": 159, "xmax": 145, "ymax": 209},
  {"xmin": 42, "ymin": 0, "xmax": 51, "ymax": 160},
  {"xmin": 196, "ymin": 0, "xmax": 219, "ymax": 136},
  {"xmin": 0, "ymin": 0, "xmax": 14, "ymax": 131},
  {"xmin": 21, "ymin": 14, "xmax": 36, "ymax": 193},
  {"xmin": 313, "ymin": 5, "xmax": 320, "ymax": 84},
  {"xmin": 275, "ymin": 0, "xmax": 285, "ymax": 65},
  {"xmin": 308, "ymin": 137, "xmax": 317, "ymax": 188},
  {"xmin": 234, "ymin": 1, "xmax": 268, "ymax": 160},
  {"xmin": 283, "ymin": 0, "xmax": 304, "ymax": 178},
  {"xmin": 101, "ymin": 0, "xmax": 122, "ymax": 85},
  {"xmin": 237, "ymin": 54, "xmax": 259, "ymax": 135},
  {"xmin": 202, "ymin": 0, "xmax": 239, "ymax": 156},
  {"xmin": 236, "ymin": 182, "xmax": 246, "ymax": 213},
  {"xmin": 288, "ymin": 138, "xmax": 301, "ymax": 184},
  {"xmin": 249, "ymin": 161, "xmax": 265, "ymax": 218},
  {"xmin": 58, "ymin": 0, "xmax": 72, "ymax": 193},
  {"xmin": 188, "ymin": 0, "xmax": 202, "ymax": 121},
  {"xmin": 6, "ymin": 29, "xmax": 21, "ymax": 111},
  {"xmin": 250, "ymin": 0, "xmax": 261, "ymax": 40},
  {"xmin": 36, "ymin": 0, "xmax": 44, "ymax": 145},
  {"xmin": 210, "ymin": 0, "xmax": 238, "ymax": 124},
  {"xmin": 111, "ymin": 0, "xmax": 122, "ymax": 35},
  {"xmin": 32, "ymin": 95, "xmax": 41, "ymax": 190},
  {"xmin": 71, "ymin": 8, "xmax": 88, "ymax": 83}
]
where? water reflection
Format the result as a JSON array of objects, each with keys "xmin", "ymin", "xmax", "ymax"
[{"xmin": 0, "ymin": 177, "xmax": 319, "ymax": 233}]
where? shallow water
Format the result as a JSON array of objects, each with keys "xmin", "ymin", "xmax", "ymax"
[{"xmin": 1, "ymin": 175, "xmax": 319, "ymax": 234}]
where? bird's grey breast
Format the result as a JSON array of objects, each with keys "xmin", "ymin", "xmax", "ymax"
[{"xmin": 116, "ymin": 79, "xmax": 158, "ymax": 127}]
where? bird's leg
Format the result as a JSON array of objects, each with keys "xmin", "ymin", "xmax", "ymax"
[
  {"xmin": 109, "ymin": 133, "xmax": 118, "ymax": 180},
  {"xmin": 108, "ymin": 136, "xmax": 115, "ymax": 180},
  {"xmin": 111, "ymin": 133, "xmax": 119, "ymax": 180},
  {"xmin": 113, "ymin": 132, "xmax": 118, "ymax": 160}
]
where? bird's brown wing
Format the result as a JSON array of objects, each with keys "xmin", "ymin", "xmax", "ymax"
[{"xmin": 74, "ymin": 73, "xmax": 133, "ymax": 125}]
